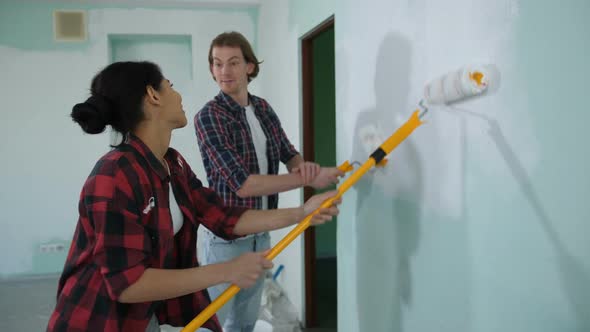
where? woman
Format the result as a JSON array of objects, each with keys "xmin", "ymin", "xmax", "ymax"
[{"xmin": 46, "ymin": 61, "xmax": 340, "ymax": 332}]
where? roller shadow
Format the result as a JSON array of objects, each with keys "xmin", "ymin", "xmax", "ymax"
[{"xmin": 451, "ymin": 106, "xmax": 590, "ymax": 332}]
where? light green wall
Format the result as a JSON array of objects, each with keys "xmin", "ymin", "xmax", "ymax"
[
  {"xmin": 333, "ymin": 0, "xmax": 590, "ymax": 331},
  {"xmin": 0, "ymin": 1, "xmax": 259, "ymax": 51},
  {"xmin": 31, "ymin": 239, "xmax": 71, "ymax": 276},
  {"xmin": 0, "ymin": 1, "xmax": 258, "ymax": 279},
  {"xmin": 480, "ymin": 1, "xmax": 590, "ymax": 330},
  {"xmin": 288, "ymin": 0, "xmax": 336, "ymax": 33}
]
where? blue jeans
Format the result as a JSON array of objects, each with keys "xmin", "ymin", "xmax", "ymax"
[{"xmin": 200, "ymin": 228, "xmax": 271, "ymax": 332}]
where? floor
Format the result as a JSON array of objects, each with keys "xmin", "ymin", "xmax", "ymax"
[
  {"xmin": 0, "ymin": 273, "xmax": 338, "ymax": 331},
  {"xmin": 0, "ymin": 275, "xmax": 59, "ymax": 331}
]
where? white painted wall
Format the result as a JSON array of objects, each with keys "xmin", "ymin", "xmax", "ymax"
[
  {"xmin": 259, "ymin": 0, "xmax": 590, "ymax": 331},
  {"xmin": 0, "ymin": 5, "xmax": 257, "ymax": 276}
]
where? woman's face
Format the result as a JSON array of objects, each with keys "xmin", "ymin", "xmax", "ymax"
[{"xmin": 159, "ymin": 79, "xmax": 187, "ymax": 129}]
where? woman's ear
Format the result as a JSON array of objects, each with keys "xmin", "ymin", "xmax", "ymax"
[{"xmin": 145, "ymin": 85, "xmax": 161, "ymax": 106}]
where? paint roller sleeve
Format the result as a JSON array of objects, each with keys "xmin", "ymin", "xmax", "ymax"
[{"xmin": 423, "ymin": 65, "xmax": 492, "ymax": 105}]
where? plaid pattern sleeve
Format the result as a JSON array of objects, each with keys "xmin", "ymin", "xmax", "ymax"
[
  {"xmin": 195, "ymin": 103, "xmax": 251, "ymax": 193},
  {"xmin": 180, "ymin": 153, "xmax": 248, "ymax": 240},
  {"xmin": 91, "ymin": 161, "xmax": 152, "ymax": 300}
]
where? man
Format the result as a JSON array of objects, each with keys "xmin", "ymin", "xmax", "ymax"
[{"xmin": 194, "ymin": 31, "xmax": 343, "ymax": 332}]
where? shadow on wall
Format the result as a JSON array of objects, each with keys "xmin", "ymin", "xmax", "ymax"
[
  {"xmin": 451, "ymin": 106, "xmax": 590, "ymax": 332},
  {"xmin": 352, "ymin": 32, "xmax": 422, "ymax": 332}
]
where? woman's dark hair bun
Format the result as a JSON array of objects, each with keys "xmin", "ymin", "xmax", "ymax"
[
  {"xmin": 71, "ymin": 95, "xmax": 113, "ymax": 134},
  {"xmin": 71, "ymin": 61, "xmax": 164, "ymax": 138}
]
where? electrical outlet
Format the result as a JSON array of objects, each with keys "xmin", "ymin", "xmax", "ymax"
[
  {"xmin": 32, "ymin": 240, "xmax": 70, "ymax": 275},
  {"xmin": 39, "ymin": 243, "xmax": 66, "ymax": 254}
]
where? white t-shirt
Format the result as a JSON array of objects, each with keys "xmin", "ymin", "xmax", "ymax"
[
  {"xmin": 245, "ymin": 104, "xmax": 268, "ymax": 210},
  {"xmin": 169, "ymin": 182, "xmax": 183, "ymax": 234},
  {"xmin": 164, "ymin": 161, "xmax": 183, "ymax": 235}
]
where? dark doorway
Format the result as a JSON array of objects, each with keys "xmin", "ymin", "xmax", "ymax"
[{"xmin": 301, "ymin": 16, "xmax": 337, "ymax": 329}]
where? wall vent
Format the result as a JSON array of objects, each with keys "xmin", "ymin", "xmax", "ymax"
[{"xmin": 53, "ymin": 10, "xmax": 87, "ymax": 41}]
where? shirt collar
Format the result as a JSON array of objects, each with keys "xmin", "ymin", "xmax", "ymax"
[
  {"xmin": 215, "ymin": 90, "xmax": 262, "ymax": 114},
  {"xmin": 126, "ymin": 134, "xmax": 170, "ymax": 181}
]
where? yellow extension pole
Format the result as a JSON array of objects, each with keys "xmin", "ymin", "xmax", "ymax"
[{"xmin": 182, "ymin": 110, "xmax": 424, "ymax": 332}]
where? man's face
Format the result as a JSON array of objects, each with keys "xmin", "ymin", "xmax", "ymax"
[{"xmin": 210, "ymin": 46, "xmax": 254, "ymax": 97}]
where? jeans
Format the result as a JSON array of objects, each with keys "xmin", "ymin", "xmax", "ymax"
[{"xmin": 199, "ymin": 227, "xmax": 271, "ymax": 332}]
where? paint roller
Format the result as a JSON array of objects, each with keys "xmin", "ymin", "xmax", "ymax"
[
  {"xmin": 423, "ymin": 64, "xmax": 496, "ymax": 106},
  {"xmin": 181, "ymin": 64, "xmax": 497, "ymax": 332}
]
